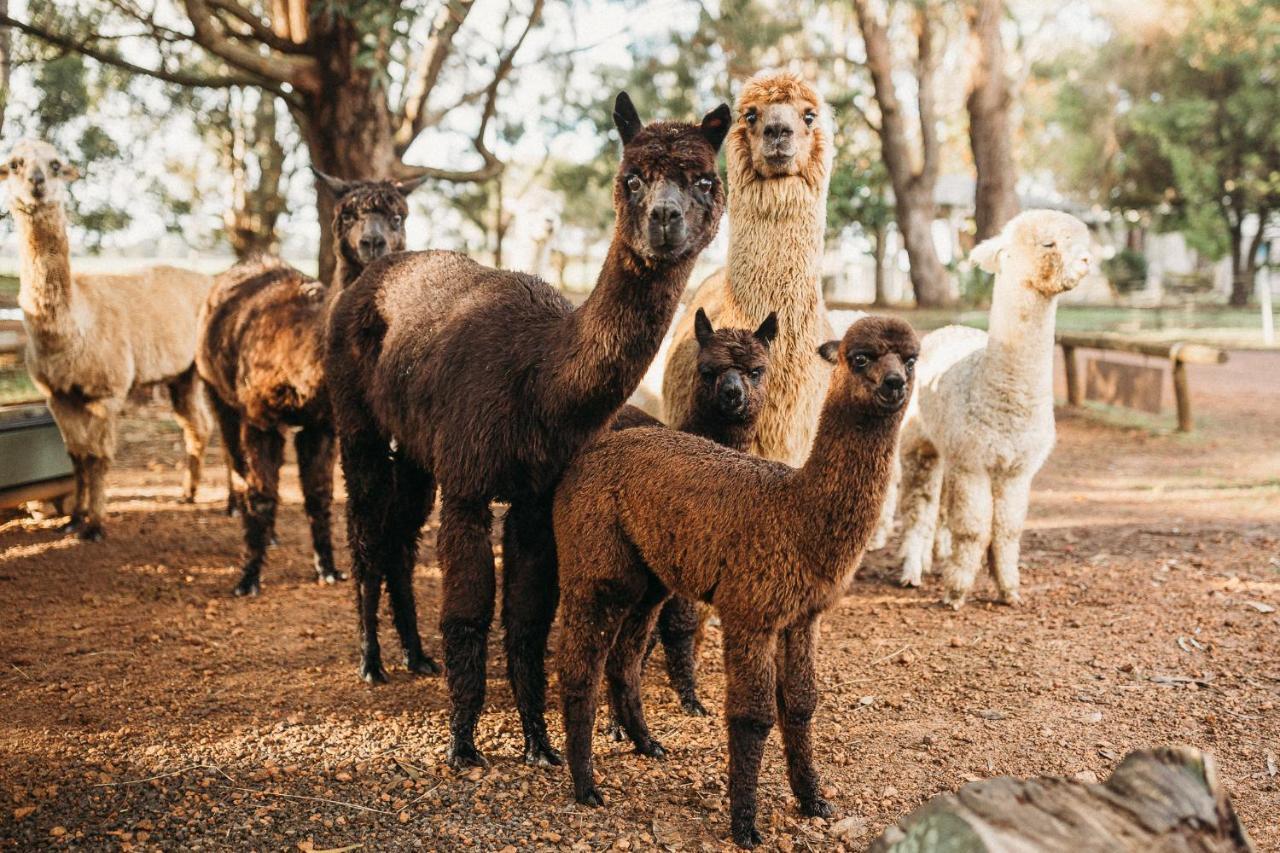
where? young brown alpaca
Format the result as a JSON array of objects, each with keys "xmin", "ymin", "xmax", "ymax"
[
  {"xmin": 554, "ymin": 316, "xmax": 918, "ymax": 848},
  {"xmin": 197, "ymin": 172, "xmax": 425, "ymax": 597},
  {"xmin": 325, "ymin": 93, "xmax": 729, "ymax": 768},
  {"xmin": 609, "ymin": 308, "xmax": 777, "ymax": 719}
]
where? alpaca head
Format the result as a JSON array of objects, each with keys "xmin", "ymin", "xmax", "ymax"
[
  {"xmin": 819, "ymin": 317, "xmax": 919, "ymax": 417},
  {"xmin": 611, "ymin": 92, "xmax": 729, "ymax": 264},
  {"xmin": 0, "ymin": 139, "xmax": 78, "ymax": 210},
  {"xmin": 970, "ymin": 210, "xmax": 1093, "ymax": 297},
  {"xmin": 313, "ymin": 170, "xmax": 428, "ymax": 268},
  {"xmin": 692, "ymin": 308, "xmax": 777, "ymax": 425},
  {"xmin": 730, "ymin": 71, "xmax": 830, "ymax": 184}
]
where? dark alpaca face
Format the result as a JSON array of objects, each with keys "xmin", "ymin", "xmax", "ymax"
[
  {"xmin": 693, "ymin": 309, "xmax": 776, "ymax": 424},
  {"xmin": 313, "ymin": 170, "xmax": 428, "ymax": 267},
  {"xmin": 819, "ymin": 317, "xmax": 919, "ymax": 416},
  {"xmin": 612, "ymin": 93, "xmax": 729, "ymax": 264}
]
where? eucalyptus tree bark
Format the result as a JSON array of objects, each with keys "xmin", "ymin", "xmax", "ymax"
[
  {"xmin": 3, "ymin": 0, "xmax": 543, "ymax": 282},
  {"xmin": 965, "ymin": 0, "xmax": 1019, "ymax": 241},
  {"xmin": 852, "ymin": 0, "xmax": 954, "ymax": 307}
]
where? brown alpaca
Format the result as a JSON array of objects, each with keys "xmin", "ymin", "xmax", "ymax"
[
  {"xmin": 608, "ymin": 308, "xmax": 777, "ymax": 719},
  {"xmin": 197, "ymin": 172, "xmax": 425, "ymax": 597},
  {"xmin": 554, "ymin": 316, "xmax": 919, "ymax": 848},
  {"xmin": 325, "ymin": 93, "xmax": 729, "ymax": 768},
  {"xmin": 662, "ymin": 71, "xmax": 835, "ymax": 467},
  {"xmin": 3, "ymin": 139, "xmax": 213, "ymax": 540}
]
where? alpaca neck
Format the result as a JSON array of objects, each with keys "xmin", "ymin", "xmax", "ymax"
[
  {"xmin": 791, "ymin": 386, "xmax": 902, "ymax": 581},
  {"xmin": 14, "ymin": 202, "xmax": 76, "ymax": 337},
  {"xmin": 548, "ymin": 239, "xmax": 693, "ymax": 422},
  {"xmin": 331, "ymin": 252, "xmax": 364, "ymax": 292},
  {"xmin": 678, "ymin": 405, "xmax": 757, "ymax": 452},
  {"xmin": 982, "ymin": 274, "xmax": 1059, "ymax": 407}
]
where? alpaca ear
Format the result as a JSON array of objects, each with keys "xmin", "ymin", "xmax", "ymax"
[
  {"xmin": 394, "ymin": 174, "xmax": 430, "ymax": 197},
  {"xmin": 970, "ymin": 233, "xmax": 1006, "ymax": 274},
  {"xmin": 60, "ymin": 163, "xmax": 81, "ymax": 181},
  {"xmin": 700, "ymin": 103, "xmax": 732, "ymax": 151},
  {"xmin": 754, "ymin": 312, "xmax": 778, "ymax": 348},
  {"xmin": 613, "ymin": 92, "xmax": 643, "ymax": 145},
  {"xmin": 817, "ymin": 340, "xmax": 840, "ymax": 365},
  {"xmin": 311, "ymin": 167, "xmax": 355, "ymax": 199},
  {"xmin": 694, "ymin": 307, "xmax": 714, "ymax": 347}
]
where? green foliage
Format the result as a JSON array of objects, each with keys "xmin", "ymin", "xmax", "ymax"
[{"xmin": 1102, "ymin": 248, "xmax": 1149, "ymax": 294}]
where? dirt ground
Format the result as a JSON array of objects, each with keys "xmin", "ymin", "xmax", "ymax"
[{"xmin": 2, "ymin": 352, "xmax": 1278, "ymax": 851}]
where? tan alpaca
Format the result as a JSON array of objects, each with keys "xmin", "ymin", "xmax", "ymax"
[
  {"xmin": 662, "ymin": 70, "xmax": 834, "ymax": 467},
  {"xmin": 2, "ymin": 140, "xmax": 213, "ymax": 539}
]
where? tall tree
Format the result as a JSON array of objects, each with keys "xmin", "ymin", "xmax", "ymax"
[
  {"xmin": 0, "ymin": 0, "xmax": 9, "ymax": 135},
  {"xmin": 5, "ymin": 0, "xmax": 545, "ymax": 281},
  {"xmin": 965, "ymin": 0, "xmax": 1018, "ymax": 240},
  {"xmin": 851, "ymin": 0, "xmax": 953, "ymax": 307}
]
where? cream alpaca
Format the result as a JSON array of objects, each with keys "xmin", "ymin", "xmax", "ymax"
[
  {"xmin": 2, "ymin": 140, "xmax": 213, "ymax": 539},
  {"xmin": 894, "ymin": 210, "xmax": 1091, "ymax": 606},
  {"xmin": 662, "ymin": 70, "xmax": 834, "ymax": 466}
]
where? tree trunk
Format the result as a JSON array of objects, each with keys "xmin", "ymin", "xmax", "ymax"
[
  {"xmin": 1227, "ymin": 213, "xmax": 1248, "ymax": 306},
  {"xmin": 224, "ymin": 91, "xmax": 286, "ymax": 260},
  {"xmin": 0, "ymin": 0, "xmax": 10, "ymax": 136},
  {"xmin": 872, "ymin": 224, "xmax": 888, "ymax": 305},
  {"xmin": 965, "ymin": 0, "xmax": 1019, "ymax": 241}
]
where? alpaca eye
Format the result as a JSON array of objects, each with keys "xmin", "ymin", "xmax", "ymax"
[
  {"xmin": 626, "ymin": 175, "xmax": 643, "ymax": 194},
  {"xmin": 852, "ymin": 354, "xmax": 870, "ymax": 369},
  {"xmin": 745, "ymin": 109, "xmax": 758, "ymax": 126},
  {"xmin": 904, "ymin": 357, "xmax": 916, "ymax": 372},
  {"xmin": 11, "ymin": 159, "xmax": 20, "ymax": 169},
  {"xmin": 803, "ymin": 111, "xmax": 816, "ymax": 126},
  {"xmin": 695, "ymin": 177, "xmax": 714, "ymax": 192},
  {"xmin": 50, "ymin": 161, "xmax": 61, "ymax": 175},
  {"xmin": 1041, "ymin": 241, "xmax": 1056, "ymax": 248},
  {"xmin": 699, "ymin": 366, "xmax": 716, "ymax": 380},
  {"xmin": 750, "ymin": 368, "xmax": 764, "ymax": 381}
]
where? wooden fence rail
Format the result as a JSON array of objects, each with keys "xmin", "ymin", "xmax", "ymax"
[{"xmin": 1056, "ymin": 333, "xmax": 1228, "ymax": 432}]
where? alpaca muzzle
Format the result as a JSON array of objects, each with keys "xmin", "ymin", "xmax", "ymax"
[{"xmin": 875, "ymin": 374, "xmax": 908, "ymax": 412}]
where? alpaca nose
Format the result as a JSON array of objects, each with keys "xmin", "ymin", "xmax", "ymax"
[
  {"xmin": 360, "ymin": 234, "xmax": 387, "ymax": 257},
  {"xmin": 763, "ymin": 122, "xmax": 793, "ymax": 141},
  {"xmin": 718, "ymin": 372, "xmax": 745, "ymax": 408},
  {"xmin": 882, "ymin": 374, "xmax": 906, "ymax": 393},
  {"xmin": 650, "ymin": 202, "xmax": 683, "ymax": 231}
]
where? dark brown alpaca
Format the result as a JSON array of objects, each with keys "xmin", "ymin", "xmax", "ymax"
[
  {"xmin": 554, "ymin": 316, "xmax": 919, "ymax": 848},
  {"xmin": 197, "ymin": 172, "xmax": 425, "ymax": 597},
  {"xmin": 608, "ymin": 308, "xmax": 777, "ymax": 719},
  {"xmin": 325, "ymin": 93, "xmax": 729, "ymax": 768}
]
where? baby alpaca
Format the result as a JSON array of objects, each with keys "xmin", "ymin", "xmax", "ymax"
[
  {"xmin": 895, "ymin": 210, "xmax": 1091, "ymax": 606},
  {"xmin": 610, "ymin": 308, "xmax": 778, "ymax": 718},
  {"xmin": 555, "ymin": 317, "xmax": 918, "ymax": 848}
]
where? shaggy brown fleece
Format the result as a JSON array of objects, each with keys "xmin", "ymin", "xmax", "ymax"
[
  {"xmin": 662, "ymin": 71, "xmax": 834, "ymax": 467},
  {"xmin": 325, "ymin": 94, "xmax": 729, "ymax": 770},
  {"xmin": 554, "ymin": 316, "xmax": 918, "ymax": 848}
]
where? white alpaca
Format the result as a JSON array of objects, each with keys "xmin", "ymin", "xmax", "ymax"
[
  {"xmin": 893, "ymin": 210, "xmax": 1092, "ymax": 606},
  {"xmin": 2, "ymin": 140, "xmax": 213, "ymax": 539}
]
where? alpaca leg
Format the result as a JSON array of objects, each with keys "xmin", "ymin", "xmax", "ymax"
[
  {"xmin": 61, "ymin": 453, "xmax": 88, "ymax": 534},
  {"xmin": 897, "ymin": 440, "xmax": 942, "ymax": 587},
  {"xmin": 48, "ymin": 396, "xmax": 116, "ymax": 540},
  {"xmin": 167, "ymin": 367, "xmax": 211, "ymax": 503},
  {"xmin": 438, "ymin": 496, "xmax": 496, "ymax": 769},
  {"xmin": 501, "ymin": 499, "xmax": 562, "ymax": 767},
  {"xmin": 657, "ymin": 595, "xmax": 708, "ymax": 716},
  {"xmin": 724, "ymin": 628, "xmax": 779, "ymax": 849},
  {"xmin": 294, "ymin": 426, "xmax": 345, "ymax": 585},
  {"xmin": 938, "ymin": 468, "xmax": 994, "ymax": 609},
  {"xmin": 989, "ymin": 473, "xmax": 1032, "ymax": 606},
  {"xmin": 338, "ymin": 429, "xmax": 397, "ymax": 684},
  {"xmin": 80, "ymin": 454, "xmax": 112, "ymax": 542},
  {"xmin": 606, "ymin": 577, "xmax": 669, "ymax": 757},
  {"xmin": 234, "ymin": 424, "xmax": 284, "ymax": 596},
  {"xmin": 206, "ymin": 391, "xmax": 247, "ymax": 517},
  {"xmin": 775, "ymin": 615, "xmax": 830, "ymax": 817},
  {"xmin": 382, "ymin": 453, "xmax": 438, "ymax": 676}
]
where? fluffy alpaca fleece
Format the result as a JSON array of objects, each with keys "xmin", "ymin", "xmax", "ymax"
[
  {"xmin": 2, "ymin": 139, "xmax": 212, "ymax": 540},
  {"xmin": 892, "ymin": 210, "xmax": 1092, "ymax": 606},
  {"xmin": 555, "ymin": 317, "xmax": 918, "ymax": 848},
  {"xmin": 325, "ymin": 94, "xmax": 729, "ymax": 769},
  {"xmin": 662, "ymin": 70, "xmax": 834, "ymax": 467},
  {"xmin": 197, "ymin": 173, "xmax": 424, "ymax": 597},
  {"xmin": 608, "ymin": 309, "xmax": 778, "ymax": 719}
]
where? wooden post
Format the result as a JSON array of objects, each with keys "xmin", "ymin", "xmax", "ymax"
[
  {"xmin": 1171, "ymin": 346, "xmax": 1193, "ymax": 432},
  {"xmin": 1062, "ymin": 344, "xmax": 1082, "ymax": 406}
]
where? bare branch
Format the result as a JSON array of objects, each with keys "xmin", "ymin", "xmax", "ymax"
[
  {"xmin": 395, "ymin": 0, "xmax": 479, "ymax": 151},
  {"xmin": 207, "ymin": 0, "xmax": 309, "ymax": 54},
  {"xmin": 182, "ymin": 0, "xmax": 318, "ymax": 91}
]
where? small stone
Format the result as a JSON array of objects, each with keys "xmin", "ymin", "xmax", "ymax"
[
  {"xmin": 50, "ymin": 826, "xmax": 67, "ymax": 837},
  {"xmin": 13, "ymin": 806, "xmax": 35, "ymax": 821},
  {"xmin": 1073, "ymin": 770, "xmax": 1099, "ymax": 784},
  {"xmin": 399, "ymin": 811, "xmax": 410, "ymax": 823}
]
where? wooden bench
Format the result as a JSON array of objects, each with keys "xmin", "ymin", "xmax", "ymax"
[{"xmin": 1057, "ymin": 333, "xmax": 1228, "ymax": 432}]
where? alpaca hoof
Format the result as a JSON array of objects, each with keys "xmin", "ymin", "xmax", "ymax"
[
  {"xmin": 233, "ymin": 577, "xmax": 260, "ymax": 597},
  {"xmin": 448, "ymin": 740, "xmax": 489, "ymax": 770},
  {"xmin": 225, "ymin": 502, "xmax": 241, "ymax": 518},
  {"xmin": 404, "ymin": 651, "xmax": 442, "ymax": 676},
  {"xmin": 179, "ymin": 493, "xmax": 196, "ymax": 505},
  {"xmin": 77, "ymin": 524, "xmax": 105, "ymax": 542},
  {"xmin": 576, "ymin": 785, "xmax": 605, "ymax": 808},
  {"xmin": 316, "ymin": 568, "xmax": 348, "ymax": 586},
  {"xmin": 522, "ymin": 736, "xmax": 563, "ymax": 768},
  {"xmin": 1000, "ymin": 590, "xmax": 1023, "ymax": 607},
  {"xmin": 359, "ymin": 660, "xmax": 389, "ymax": 685},
  {"xmin": 635, "ymin": 738, "xmax": 666, "ymax": 759},
  {"xmin": 731, "ymin": 823, "xmax": 762, "ymax": 849},
  {"xmin": 680, "ymin": 697, "xmax": 709, "ymax": 717},
  {"xmin": 606, "ymin": 723, "xmax": 626, "ymax": 743},
  {"xmin": 899, "ymin": 573, "xmax": 921, "ymax": 588},
  {"xmin": 942, "ymin": 589, "xmax": 967, "ymax": 610},
  {"xmin": 60, "ymin": 518, "xmax": 83, "ymax": 536},
  {"xmin": 800, "ymin": 795, "xmax": 834, "ymax": 818}
]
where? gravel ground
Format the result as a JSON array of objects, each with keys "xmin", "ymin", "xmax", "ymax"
[{"xmin": 1, "ymin": 352, "xmax": 1278, "ymax": 851}]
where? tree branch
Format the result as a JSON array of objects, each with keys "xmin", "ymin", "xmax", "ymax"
[
  {"xmin": 182, "ymin": 0, "xmax": 318, "ymax": 91},
  {"xmin": 914, "ymin": 2, "xmax": 941, "ymax": 187},
  {"xmin": 207, "ymin": 0, "xmax": 309, "ymax": 54},
  {"xmin": 395, "ymin": 0, "xmax": 478, "ymax": 151}
]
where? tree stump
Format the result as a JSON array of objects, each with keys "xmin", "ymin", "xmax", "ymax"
[{"xmin": 870, "ymin": 747, "xmax": 1254, "ymax": 852}]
